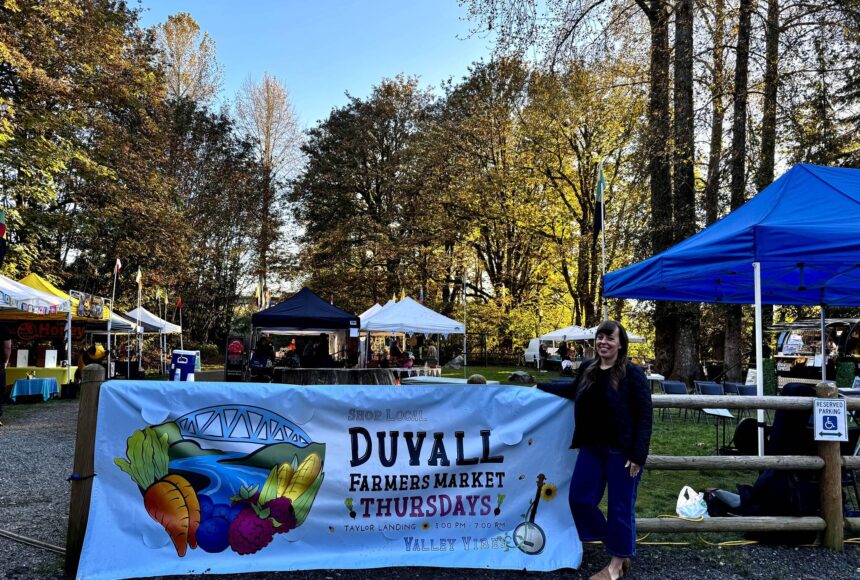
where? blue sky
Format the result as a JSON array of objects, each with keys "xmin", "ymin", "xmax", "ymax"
[{"xmin": 137, "ymin": 0, "xmax": 494, "ymax": 127}]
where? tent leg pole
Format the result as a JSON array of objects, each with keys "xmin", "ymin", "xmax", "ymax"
[
  {"xmin": 754, "ymin": 262, "xmax": 765, "ymax": 457},
  {"xmin": 821, "ymin": 306, "xmax": 827, "ymax": 383},
  {"xmin": 66, "ymin": 309, "xmax": 72, "ymax": 384}
]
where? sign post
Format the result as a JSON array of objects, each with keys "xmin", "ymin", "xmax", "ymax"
[
  {"xmin": 815, "ymin": 382, "xmax": 844, "ymax": 551},
  {"xmin": 813, "ymin": 397, "xmax": 848, "ymax": 442}
]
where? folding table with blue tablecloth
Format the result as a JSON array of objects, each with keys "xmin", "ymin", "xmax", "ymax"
[{"xmin": 10, "ymin": 377, "xmax": 59, "ymax": 401}]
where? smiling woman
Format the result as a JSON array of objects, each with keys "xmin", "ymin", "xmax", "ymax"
[{"xmin": 536, "ymin": 320, "xmax": 652, "ymax": 580}]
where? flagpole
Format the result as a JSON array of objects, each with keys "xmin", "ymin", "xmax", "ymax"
[
  {"xmin": 136, "ymin": 268, "xmax": 142, "ymax": 375},
  {"xmin": 178, "ymin": 296, "xmax": 184, "ymax": 349},
  {"xmin": 158, "ymin": 291, "xmax": 164, "ymax": 374},
  {"xmin": 108, "ymin": 260, "xmax": 118, "ymax": 376},
  {"xmin": 463, "ymin": 273, "xmax": 467, "ymax": 379}
]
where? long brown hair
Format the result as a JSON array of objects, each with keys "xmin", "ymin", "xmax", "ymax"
[{"xmin": 577, "ymin": 320, "xmax": 630, "ymax": 393}]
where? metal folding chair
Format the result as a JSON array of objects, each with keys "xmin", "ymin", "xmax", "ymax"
[
  {"xmin": 696, "ymin": 382, "xmax": 724, "ymax": 421},
  {"xmin": 660, "ymin": 380, "xmax": 689, "ymax": 421}
]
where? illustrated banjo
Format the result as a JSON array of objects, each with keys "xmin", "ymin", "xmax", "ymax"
[{"xmin": 513, "ymin": 473, "xmax": 546, "ymax": 555}]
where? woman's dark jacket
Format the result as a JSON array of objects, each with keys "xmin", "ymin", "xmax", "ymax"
[{"xmin": 539, "ymin": 360, "xmax": 653, "ymax": 466}]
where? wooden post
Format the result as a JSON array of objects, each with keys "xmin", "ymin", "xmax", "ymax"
[
  {"xmin": 816, "ymin": 381, "xmax": 843, "ymax": 551},
  {"xmin": 64, "ymin": 364, "xmax": 105, "ymax": 578}
]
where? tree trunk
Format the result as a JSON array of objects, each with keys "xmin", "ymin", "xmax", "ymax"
[
  {"xmin": 756, "ymin": 0, "xmax": 780, "ymax": 359},
  {"xmin": 643, "ymin": 0, "xmax": 675, "ymax": 377},
  {"xmin": 703, "ymin": 0, "xmax": 726, "ymax": 226},
  {"xmin": 257, "ymin": 169, "xmax": 274, "ymax": 303},
  {"xmin": 671, "ymin": 0, "xmax": 700, "ymax": 383},
  {"xmin": 724, "ymin": 0, "xmax": 754, "ymax": 381},
  {"xmin": 673, "ymin": 0, "xmax": 695, "ymax": 244},
  {"xmin": 724, "ymin": 304, "xmax": 744, "ymax": 381}
]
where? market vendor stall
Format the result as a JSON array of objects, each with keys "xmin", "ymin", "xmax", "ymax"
[
  {"xmin": 0, "ymin": 273, "xmax": 71, "ymax": 392},
  {"xmin": 360, "ymin": 297, "xmax": 465, "ymax": 368},
  {"xmin": 251, "ymin": 287, "xmax": 360, "ymax": 372},
  {"xmin": 13, "ymin": 273, "xmax": 115, "ymax": 385}
]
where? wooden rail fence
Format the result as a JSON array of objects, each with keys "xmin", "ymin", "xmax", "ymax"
[{"xmin": 641, "ymin": 382, "xmax": 854, "ymax": 549}]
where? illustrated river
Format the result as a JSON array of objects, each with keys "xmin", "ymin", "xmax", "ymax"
[{"xmin": 170, "ymin": 452, "xmax": 269, "ymax": 505}]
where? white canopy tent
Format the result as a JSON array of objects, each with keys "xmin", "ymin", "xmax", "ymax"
[
  {"xmin": 359, "ymin": 299, "xmax": 397, "ymax": 331},
  {"xmin": 0, "ymin": 275, "xmax": 69, "ymax": 313},
  {"xmin": 126, "ymin": 307, "xmax": 182, "ymax": 334},
  {"xmin": 359, "ymin": 297, "xmax": 464, "ymax": 368},
  {"xmin": 539, "ymin": 325, "xmax": 588, "ymax": 342},
  {"xmin": 87, "ymin": 311, "xmax": 141, "ymax": 334},
  {"xmin": 362, "ymin": 297, "xmax": 464, "ymax": 336},
  {"xmin": 358, "ymin": 302, "xmax": 383, "ymax": 325},
  {"xmin": 126, "ymin": 306, "xmax": 183, "ymax": 375}
]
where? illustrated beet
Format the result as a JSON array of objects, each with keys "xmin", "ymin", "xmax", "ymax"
[
  {"xmin": 264, "ymin": 497, "xmax": 297, "ymax": 533},
  {"xmin": 228, "ymin": 508, "xmax": 275, "ymax": 555}
]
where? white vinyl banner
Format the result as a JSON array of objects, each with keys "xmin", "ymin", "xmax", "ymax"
[{"xmin": 77, "ymin": 381, "xmax": 581, "ymax": 579}]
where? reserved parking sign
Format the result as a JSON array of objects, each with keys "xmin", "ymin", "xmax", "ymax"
[{"xmin": 813, "ymin": 398, "xmax": 848, "ymax": 442}]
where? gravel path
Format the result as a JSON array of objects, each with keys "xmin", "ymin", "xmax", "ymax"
[{"xmin": 1, "ymin": 399, "xmax": 859, "ymax": 579}]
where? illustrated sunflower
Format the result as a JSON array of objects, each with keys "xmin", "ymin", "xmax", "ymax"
[
  {"xmin": 421, "ymin": 522, "xmax": 431, "ymax": 531},
  {"xmin": 540, "ymin": 482, "xmax": 558, "ymax": 501}
]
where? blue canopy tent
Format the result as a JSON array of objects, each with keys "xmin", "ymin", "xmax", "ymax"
[
  {"xmin": 604, "ymin": 164, "xmax": 860, "ymax": 454},
  {"xmin": 251, "ymin": 287, "xmax": 360, "ymax": 364},
  {"xmin": 252, "ymin": 287, "xmax": 359, "ymax": 330}
]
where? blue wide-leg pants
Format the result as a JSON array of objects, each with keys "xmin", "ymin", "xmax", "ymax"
[{"xmin": 569, "ymin": 445, "xmax": 642, "ymax": 558}]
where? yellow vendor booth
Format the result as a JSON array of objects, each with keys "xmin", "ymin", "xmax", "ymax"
[
  {"xmin": 0, "ymin": 273, "xmax": 117, "ymax": 390},
  {"xmin": 0, "ymin": 273, "xmax": 72, "ymax": 398}
]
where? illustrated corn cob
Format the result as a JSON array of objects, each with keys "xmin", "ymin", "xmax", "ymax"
[
  {"xmin": 282, "ymin": 453, "xmax": 321, "ymax": 500},
  {"xmin": 275, "ymin": 463, "xmax": 294, "ymax": 497}
]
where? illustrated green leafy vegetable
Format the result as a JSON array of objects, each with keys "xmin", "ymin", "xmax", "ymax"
[{"xmin": 114, "ymin": 427, "xmax": 169, "ymax": 490}]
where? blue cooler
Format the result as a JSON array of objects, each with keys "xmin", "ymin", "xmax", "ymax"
[{"xmin": 170, "ymin": 350, "xmax": 197, "ymax": 382}]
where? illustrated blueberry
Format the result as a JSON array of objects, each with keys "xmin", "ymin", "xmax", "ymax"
[
  {"xmin": 196, "ymin": 516, "xmax": 230, "ymax": 553},
  {"xmin": 198, "ymin": 494, "xmax": 214, "ymax": 520},
  {"xmin": 212, "ymin": 503, "xmax": 232, "ymax": 520}
]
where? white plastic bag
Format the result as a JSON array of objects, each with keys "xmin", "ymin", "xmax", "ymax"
[{"xmin": 676, "ymin": 485, "xmax": 709, "ymax": 519}]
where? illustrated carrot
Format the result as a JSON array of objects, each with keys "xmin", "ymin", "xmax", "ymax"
[
  {"xmin": 144, "ymin": 477, "xmax": 191, "ymax": 556},
  {"xmin": 115, "ymin": 426, "xmax": 199, "ymax": 557},
  {"xmin": 163, "ymin": 473, "xmax": 200, "ymax": 550}
]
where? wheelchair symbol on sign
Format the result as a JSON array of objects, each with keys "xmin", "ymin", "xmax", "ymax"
[{"xmin": 823, "ymin": 416, "xmax": 837, "ymax": 430}]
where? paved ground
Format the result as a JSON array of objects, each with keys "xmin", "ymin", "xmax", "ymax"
[{"xmin": 1, "ymin": 396, "xmax": 859, "ymax": 579}]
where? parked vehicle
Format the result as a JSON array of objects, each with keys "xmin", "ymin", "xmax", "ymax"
[{"xmin": 771, "ymin": 318, "xmax": 860, "ymax": 382}]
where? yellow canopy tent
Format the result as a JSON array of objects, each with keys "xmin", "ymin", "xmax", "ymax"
[
  {"xmin": 1, "ymin": 273, "xmax": 114, "ymax": 385},
  {"xmin": 18, "ymin": 273, "xmax": 111, "ymax": 322}
]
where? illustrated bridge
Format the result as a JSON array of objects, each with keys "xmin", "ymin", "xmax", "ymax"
[{"xmin": 175, "ymin": 405, "xmax": 312, "ymax": 446}]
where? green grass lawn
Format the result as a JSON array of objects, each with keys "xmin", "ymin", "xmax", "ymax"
[{"xmin": 440, "ymin": 364, "xmax": 560, "ymax": 383}]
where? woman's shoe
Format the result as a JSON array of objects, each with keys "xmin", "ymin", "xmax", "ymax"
[{"xmin": 589, "ymin": 560, "xmax": 630, "ymax": 580}]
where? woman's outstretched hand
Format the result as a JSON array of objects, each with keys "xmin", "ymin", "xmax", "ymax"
[{"xmin": 624, "ymin": 460, "xmax": 641, "ymax": 477}]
